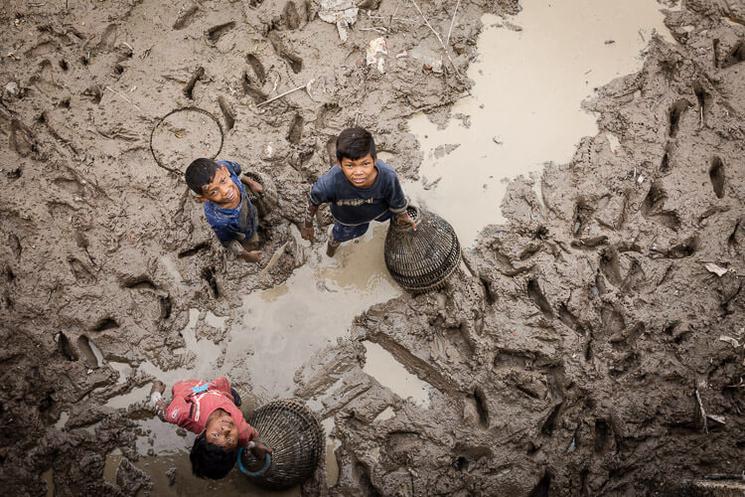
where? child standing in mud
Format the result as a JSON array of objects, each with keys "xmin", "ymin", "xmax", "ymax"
[
  {"xmin": 150, "ymin": 377, "xmax": 271, "ymax": 479},
  {"xmin": 301, "ymin": 127, "xmax": 416, "ymax": 256},
  {"xmin": 185, "ymin": 158, "xmax": 265, "ymax": 263}
]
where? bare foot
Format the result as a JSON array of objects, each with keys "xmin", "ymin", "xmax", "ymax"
[{"xmin": 240, "ymin": 250, "xmax": 262, "ymax": 263}]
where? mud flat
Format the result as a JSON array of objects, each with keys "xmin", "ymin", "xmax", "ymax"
[{"xmin": 1, "ymin": 0, "xmax": 745, "ymax": 496}]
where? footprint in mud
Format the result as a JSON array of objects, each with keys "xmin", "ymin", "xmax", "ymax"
[
  {"xmin": 593, "ymin": 418, "xmax": 611, "ymax": 453},
  {"xmin": 466, "ymin": 387, "xmax": 490, "ymax": 428},
  {"xmin": 121, "ymin": 275, "xmax": 157, "ymax": 290},
  {"xmin": 10, "ymin": 119, "xmax": 38, "ymax": 158},
  {"xmin": 665, "ymin": 236, "xmax": 697, "ymax": 259},
  {"xmin": 722, "ymin": 40, "xmax": 745, "ymax": 68},
  {"xmin": 287, "ymin": 113, "xmax": 304, "ymax": 144},
  {"xmin": 201, "ymin": 266, "xmax": 219, "ymax": 297},
  {"xmin": 527, "ymin": 278, "xmax": 554, "ymax": 319},
  {"xmin": 528, "ymin": 471, "xmax": 552, "ymax": 497},
  {"xmin": 640, "ymin": 182, "xmax": 681, "ymax": 231},
  {"xmin": 92, "ymin": 317, "xmax": 119, "ymax": 332},
  {"xmin": 177, "ymin": 241, "xmax": 209, "ymax": 258},
  {"xmin": 283, "ymin": 1, "xmax": 302, "ymax": 30},
  {"xmin": 572, "ymin": 200, "xmax": 595, "ymax": 237},
  {"xmin": 709, "ymin": 156, "xmax": 726, "ymax": 199},
  {"xmin": 173, "ymin": 5, "xmax": 199, "ymax": 30},
  {"xmin": 693, "ymin": 82, "xmax": 712, "ymax": 126},
  {"xmin": 56, "ymin": 332, "xmax": 78, "ymax": 361},
  {"xmin": 159, "ymin": 294, "xmax": 172, "ymax": 320},
  {"xmin": 242, "ymin": 71, "xmax": 268, "ymax": 104},
  {"xmin": 217, "ymin": 96, "xmax": 235, "ymax": 131},
  {"xmin": 94, "ymin": 24, "xmax": 118, "ymax": 55},
  {"xmin": 668, "ymin": 99, "xmax": 691, "ymax": 138},
  {"xmin": 83, "ymin": 85, "xmax": 103, "ymax": 104},
  {"xmin": 67, "ymin": 257, "xmax": 96, "ymax": 285},
  {"xmin": 246, "ymin": 54, "xmax": 267, "ymax": 85},
  {"xmin": 728, "ymin": 218, "xmax": 742, "ymax": 252},
  {"xmin": 206, "ymin": 21, "xmax": 236, "ymax": 44},
  {"xmin": 599, "ymin": 247, "xmax": 623, "ymax": 288},
  {"xmin": 601, "ymin": 304, "xmax": 625, "ymax": 337},
  {"xmin": 76, "ymin": 335, "xmax": 103, "ymax": 369},
  {"xmin": 267, "ymin": 31, "xmax": 303, "ymax": 73}
]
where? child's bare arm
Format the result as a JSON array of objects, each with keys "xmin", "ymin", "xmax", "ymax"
[{"xmin": 240, "ymin": 174, "xmax": 263, "ymax": 194}]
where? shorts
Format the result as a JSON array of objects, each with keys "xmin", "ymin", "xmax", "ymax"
[{"xmin": 331, "ymin": 211, "xmax": 392, "ymax": 243}]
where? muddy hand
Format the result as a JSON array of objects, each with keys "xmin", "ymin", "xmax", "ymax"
[
  {"xmin": 240, "ymin": 250, "xmax": 262, "ymax": 263},
  {"xmin": 245, "ymin": 175, "xmax": 264, "ymax": 194},
  {"xmin": 251, "ymin": 442, "xmax": 273, "ymax": 460},
  {"xmin": 397, "ymin": 212, "xmax": 417, "ymax": 231}
]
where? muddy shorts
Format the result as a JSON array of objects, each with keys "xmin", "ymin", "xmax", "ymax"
[{"xmin": 332, "ymin": 211, "xmax": 392, "ymax": 242}]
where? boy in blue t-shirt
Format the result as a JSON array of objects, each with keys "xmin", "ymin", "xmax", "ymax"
[
  {"xmin": 301, "ymin": 127, "xmax": 416, "ymax": 256},
  {"xmin": 185, "ymin": 158, "xmax": 264, "ymax": 263}
]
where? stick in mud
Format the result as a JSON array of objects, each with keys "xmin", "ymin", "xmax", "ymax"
[
  {"xmin": 695, "ymin": 388, "xmax": 708, "ymax": 434},
  {"xmin": 183, "ymin": 66, "xmax": 205, "ymax": 100},
  {"xmin": 408, "ymin": 0, "xmax": 463, "ymax": 79},
  {"xmin": 256, "ymin": 79, "xmax": 315, "ymax": 108}
]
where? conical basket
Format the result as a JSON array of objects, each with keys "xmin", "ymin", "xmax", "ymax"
[
  {"xmin": 384, "ymin": 206, "xmax": 461, "ymax": 293},
  {"xmin": 238, "ymin": 399, "xmax": 324, "ymax": 489}
]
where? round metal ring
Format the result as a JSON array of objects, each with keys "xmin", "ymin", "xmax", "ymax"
[{"xmin": 149, "ymin": 106, "xmax": 224, "ymax": 174}]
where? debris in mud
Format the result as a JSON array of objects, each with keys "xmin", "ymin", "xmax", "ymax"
[{"xmin": 319, "ymin": 0, "xmax": 358, "ymax": 41}]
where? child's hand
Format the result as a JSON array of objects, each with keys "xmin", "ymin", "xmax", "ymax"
[
  {"xmin": 250, "ymin": 442, "xmax": 273, "ymax": 460},
  {"xmin": 396, "ymin": 212, "xmax": 417, "ymax": 231},
  {"xmin": 300, "ymin": 221, "xmax": 314, "ymax": 242},
  {"xmin": 243, "ymin": 175, "xmax": 264, "ymax": 194},
  {"xmin": 240, "ymin": 250, "xmax": 262, "ymax": 263}
]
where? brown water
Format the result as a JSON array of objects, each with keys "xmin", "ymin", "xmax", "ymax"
[{"xmin": 406, "ymin": 0, "xmax": 676, "ymax": 245}]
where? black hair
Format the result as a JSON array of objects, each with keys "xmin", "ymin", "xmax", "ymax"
[
  {"xmin": 336, "ymin": 127, "xmax": 376, "ymax": 162},
  {"xmin": 190, "ymin": 433, "xmax": 237, "ymax": 480},
  {"xmin": 185, "ymin": 158, "xmax": 220, "ymax": 195}
]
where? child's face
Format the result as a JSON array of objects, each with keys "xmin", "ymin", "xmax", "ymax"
[
  {"xmin": 340, "ymin": 153, "xmax": 377, "ymax": 188},
  {"xmin": 199, "ymin": 165, "xmax": 240, "ymax": 206},
  {"xmin": 204, "ymin": 409, "xmax": 239, "ymax": 449}
]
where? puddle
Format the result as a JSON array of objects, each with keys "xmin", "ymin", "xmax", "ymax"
[
  {"xmin": 54, "ymin": 411, "xmax": 69, "ymax": 430},
  {"xmin": 373, "ymin": 406, "xmax": 396, "ymax": 422},
  {"xmin": 109, "ymin": 361, "xmax": 133, "ymax": 384},
  {"xmin": 362, "ymin": 341, "xmax": 432, "ymax": 407},
  {"xmin": 406, "ymin": 0, "xmax": 676, "ymax": 245},
  {"xmin": 104, "ymin": 451, "xmax": 299, "ymax": 497},
  {"xmin": 225, "ymin": 225, "xmax": 401, "ymax": 397},
  {"xmin": 321, "ymin": 417, "xmax": 341, "ymax": 486},
  {"xmin": 105, "ymin": 384, "xmax": 152, "ymax": 410},
  {"xmin": 41, "ymin": 468, "xmax": 54, "ymax": 497}
]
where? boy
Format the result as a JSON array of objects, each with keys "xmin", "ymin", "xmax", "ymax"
[
  {"xmin": 150, "ymin": 376, "xmax": 271, "ymax": 480},
  {"xmin": 301, "ymin": 127, "xmax": 416, "ymax": 256},
  {"xmin": 185, "ymin": 158, "xmax": 264, "ymax": 263}
]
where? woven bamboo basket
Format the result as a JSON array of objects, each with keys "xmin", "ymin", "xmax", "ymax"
[
  {"xmin": 384, "ymin": 206, "xmax": 461, "ymax": 293},
  {"xmin": 238, "ymin": 399, "xmax": 324, "ymax": 489}
]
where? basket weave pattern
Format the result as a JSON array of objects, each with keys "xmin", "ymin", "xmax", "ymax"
[
  {"xmin": 385, "ymin": 206, "xmax": 461, "ymax": 292},
  {"xmin": 241, "ymin": 399, "xmax": 324, "ymax": 489}
]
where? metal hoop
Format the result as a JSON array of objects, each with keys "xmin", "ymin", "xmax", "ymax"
[
  {"xmin": 149, "ymin": 106, "xmax": 224, "ymax": 174},
  {"xmin": 236, "ymin": 449, "xmax": 272, "ymax": 477}
]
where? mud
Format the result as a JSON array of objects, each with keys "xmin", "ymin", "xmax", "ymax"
[{"xmin": 1, "ymin": 0, "xmax": 745, "ymax": 497}]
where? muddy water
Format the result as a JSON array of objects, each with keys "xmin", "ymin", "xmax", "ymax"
[
  {"xmin": 406, "ymin": 0, "xmax": 676, "ymax": 245},
  {"xmin": 362, "ymin": 341, "xmax": 431, "ymax": 407},
  {"xmin": 224, "ymin": 225, "xmax": 401, "ymax": 397}
]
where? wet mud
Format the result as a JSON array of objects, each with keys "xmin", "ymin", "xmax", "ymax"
[{"xmin": 1, "ymin": 0, "xmax": 744, "ymax": 496}]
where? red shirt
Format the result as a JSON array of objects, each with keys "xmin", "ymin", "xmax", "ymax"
[{"xmin": 163, "ymin": 377, "xmax": 258, "ymax": 446}]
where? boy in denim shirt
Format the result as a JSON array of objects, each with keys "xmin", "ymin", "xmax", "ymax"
[
  {"xmin": 301, "ymin": 127, "xmax": 415, "ymax": 256},
  {"xmin": 185, "ymin": 158, "xmax": 264, "ymax": 263}
]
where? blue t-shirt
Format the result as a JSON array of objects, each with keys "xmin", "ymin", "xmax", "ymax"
[
  {"xmin": 309, "ymin": 160, "xmax": 408, "ymax": 226},
  {"xmin": 203, "ymin": 160, "xmax": 257, "ymax": 246}
]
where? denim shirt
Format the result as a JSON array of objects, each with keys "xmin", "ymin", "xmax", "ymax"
[{"xmin": 203, "ymin": 160, "xmax": 257, "ymax": 246}]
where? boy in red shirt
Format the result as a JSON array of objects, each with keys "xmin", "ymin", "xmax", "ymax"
[{"xmin": 150, "ymin": 376, "xmax": 271, "ymax": 479}]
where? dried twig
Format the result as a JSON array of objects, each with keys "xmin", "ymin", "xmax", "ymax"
[
  {"xmin": 446, "ymin": 0, "xmax": 461, "ymax": 46},
  {"xmin": 695, "ymin": 388, "xmax": 708, "ymax": 434},
  {"xmin": 256, "ymin": 79, "xmax": 315, "ymax": 108},
  {"xmin": 408, "ymin": 0, "xmax": 463, "ymax": 79},
  {"xmin": 104, "ymin": 86, "xmax": 142, "ymax": 111}
]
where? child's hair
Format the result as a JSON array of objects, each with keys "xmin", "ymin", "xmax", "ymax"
[
  {"xmin": 190, "ymin": 433, "xmax": 237, "ymax": 480},
  {"xmin": 185, "ymin": 158, "xmax": 220, "ymax": 195},
  {"xmin": 336, "ymin": 127, "xmax": 376, "ymax": 162}
]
